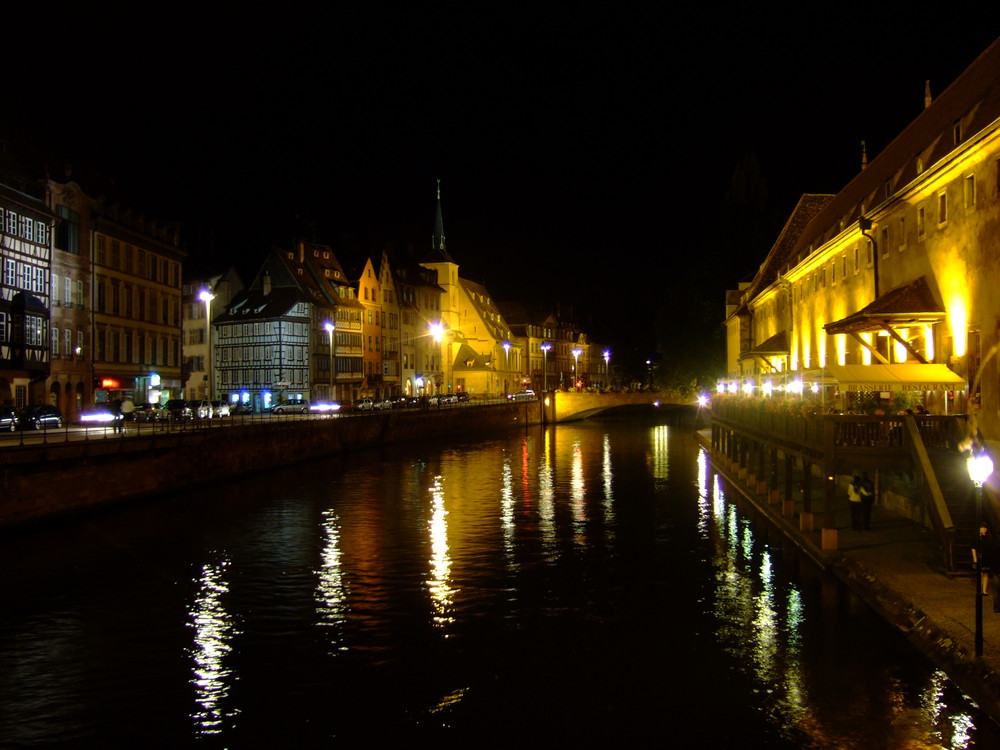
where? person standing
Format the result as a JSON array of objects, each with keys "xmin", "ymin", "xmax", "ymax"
[
  {"xmin": 858, "ymin": 471, "xmax": 876, "ymax": 530},
  {"xmin": 848, "ymin": 475, "xmax": 864, "ymax": 531}
]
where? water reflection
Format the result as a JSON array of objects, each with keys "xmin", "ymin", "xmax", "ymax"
[
  {"xmin": 537, "ymin": 430, "xmax": 556, "ymax": 561},
  {"xmin": 187, "ymin": 557, "xmax": 239, "ymax": 735},
  {"xmin": 426, "ymin": 475, "xmax": 456, "ymax": 627},
  {"xmin": 316, "ymin": 508, "xmax": 348, "ymax": 651},
  {"xmin": 697, "ymin": 447, "xmax": 983, "ymax": 748}
]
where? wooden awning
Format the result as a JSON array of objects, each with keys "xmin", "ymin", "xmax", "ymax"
[
  {"xmin": 737, "ymin": 330, "xmax": 789, "ymax": 361},
  {"xmin": 823, "ymin": 277, "xmax": 944, "ymax": 335}
]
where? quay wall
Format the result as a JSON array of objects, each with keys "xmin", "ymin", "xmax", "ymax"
[{"xmin": 0, "ymin": 401, "xmax": 544, "ymax": 530}]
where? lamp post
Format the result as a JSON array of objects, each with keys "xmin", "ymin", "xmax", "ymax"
[
  {"xmin": 430, "ymin": 322, "xmax": 445, "ymax": 396},
  {"xmin": 540, "ymin": 341, "xmax": 552, "ymax": 392},
  {"xmin": 324, "ymin": 321, "xmax": 335, "ymax": 401},
  {"xmin": 502, "ymin": 340, "xmax": 511, "ymax": 397},
  {"xmin": 969, "ymin": 450, "xmax": 994, "ymax": 657},
  {"xmin": 572, "ymin": 347, "xmax": 583, "ymax": 390},
  {"xmin": 199, "ymin": 289, "xmax": 215, "ymax": 401},
  {"xmin": 603, "ymin": 349, "xmax": 611, "ymax": 389}
]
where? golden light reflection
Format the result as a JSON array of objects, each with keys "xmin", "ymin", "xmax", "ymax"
[
  {"xmin": 650, "ymin": 424, "xmax": 669, "ymax": 480},
  {"xmin": 571, "ymin": 440, "xmax": 587, "ymax": 545},
  {"xmin": 501, "ymin": 456, "xmax": 518, "ymax": 570},
  {"xmin": 187, "ymin": 559, "xmax": 240, "ymax": 736},
  {"xmin": 602, "ymin": 434, "xmax": 615, "ymax": 533},
  {"xmin": 538, "ymin": 429, "xmax": 556, "ymax": 561},
  {"xmin": 426, "ymin": 475, "xmax": 456, "ymax": 627},
  {"xmin": 316, "ymin": 508, "xmax": 348, "ymax": 650}
]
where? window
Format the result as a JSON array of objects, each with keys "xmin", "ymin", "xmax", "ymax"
[
  {"xmin": 880, "ymin": 227, "xmax": 889, "ymax": 257},
  {"xmin": 51, "ymin": 327, "xmax": 59, "ymax": 356},
  {"xmin": 917, "ymin": 207, "xmax": 926, "ymax": 238},
  {"xmin": 52, "ymin": 273, "xmax": 60, "ymax": 304},
  {"xmin": 65, "ymin": 329, "xmax": 73, "ymax": 357},
  {"xmin": 65, "ymin": 277, "xmax": 72, "ymax": 306},
  {"xmin": 954, "ymin": 121, "xmax": 963, "ymax": 145},
  {"xmin": 938, "ymin": 192, "xmax": 947, "ymax": 224},
  {"xmin": 898, "ymin": 216, "xmax": 906, "ymax": 251},
  {"xmin": 56, "ymin": 205, "xmax": 80, "ymax": 254},
  {"xmin": 965, "ymin": 175, "xmax": 976, "ymax": 209},
  {"xmin": 95, "ymin": 236, "xmax": 106, "ymax": 265}
]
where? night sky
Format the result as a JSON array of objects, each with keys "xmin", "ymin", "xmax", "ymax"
[{"xmin": 6, "ymin": 10, "xmax": 999, "ymax": 367}]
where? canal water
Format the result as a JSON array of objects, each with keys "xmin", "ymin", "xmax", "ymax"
[{"xmin": 1, "ymin": 415, "xmax": 998, "ymax": 747}]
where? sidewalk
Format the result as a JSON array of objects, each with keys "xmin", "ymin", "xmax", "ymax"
[{"xmin": 695, "ymin": 430, "xmax": 1000, "ymax": 722}]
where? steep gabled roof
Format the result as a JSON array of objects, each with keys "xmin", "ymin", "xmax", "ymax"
[{"xmin": 790, "ymin": 37, "xmax": 1000, "ymax": 260}]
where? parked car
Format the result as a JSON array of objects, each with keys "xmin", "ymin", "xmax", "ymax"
[
  {"xmin": 231, "ymin": 402, "xmax": 255, "ymax": 415},
  {"xmin": 163, "ymin": 399, "xmax": 193, "ymax": 420},
  {"xmin": 354, "ymin": 398, "xmax": 375, "ymax": 411},
  {"xmin": 509, "ymin": 390, "xmax": 536, "ymax": 402},
  {"xmin": 211, "ymin": 401, "xmax": 230, "ymax": 418},
  {"xmin": 0, "ymin": 405, "xmax": 17, "ymax": 432},
  {"xmin": 456, "ymin": 392, "xmax": 470, "ymax": 403},
  {"xmin": 192, "ymin": 400, "xmax": 213, "ymax": 419},
  {"xmin": 390, "ymin": 396, "xmax": 418, "ymax": 409},
  {"xmin": 428, "ymin": 393, "xmax": 457, "ymax": 405},
  {"xmin": 18, "ymin": 404, "xmax": 63, "ymax": 430},
  {"xmin": 373, "ymin": 398, "xmax": 394, "ymax": 410},
  {"xmin": 272, "ymin": 399, "xmax": 310, "ymax": 415},
  {"xmin": 132, "ymin": 403, "xmax": 165, "ymax": 422}
]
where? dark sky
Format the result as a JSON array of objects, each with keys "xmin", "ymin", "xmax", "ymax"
[{"xmin": 8, "ymin": 10, "xmax": 1000, "ymax": 354}]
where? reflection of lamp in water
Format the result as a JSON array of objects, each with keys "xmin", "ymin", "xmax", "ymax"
[{"xmin": 969, "ymin": 450, "xmax": 994, "ymax": 657}]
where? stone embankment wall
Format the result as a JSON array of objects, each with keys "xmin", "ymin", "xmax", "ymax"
[{"xmin": 0, "ymin": 401, "xmax": 543, "ymax": 529}]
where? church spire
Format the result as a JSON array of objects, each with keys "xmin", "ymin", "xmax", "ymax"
[{"xmin": 425, "ymin": 178, "xmax": 454, "ymax": 263}]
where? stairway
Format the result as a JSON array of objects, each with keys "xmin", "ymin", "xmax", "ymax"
[{"xmin": 927, "ymin": 447, "xmax": 977, "ymax": 573}]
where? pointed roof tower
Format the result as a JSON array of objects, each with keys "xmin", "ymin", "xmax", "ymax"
[{"xmin": 425, "ymin": 178, "xmax": 455, "ymax": 263}]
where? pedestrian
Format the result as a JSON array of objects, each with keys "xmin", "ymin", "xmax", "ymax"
[
  {"xmin": 848, "ymin": 475, "xmax": 864, "ymax": 530},
  {"xmin": 120, "ymin": 398, "xmax": 135, "ymax": 433},
  {"xmin": 110, "ymin": 399, "xmax": 123, "ymax": 434},
  {"xmin": 981, "ymin": 522, "xmax": 1000, "ymax": 613},
  {"xmin": 858, "ymin": 471, "xmax": 876, "ymax": 530}
]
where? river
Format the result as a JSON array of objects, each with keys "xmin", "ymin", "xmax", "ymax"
[{"xmin": 0, "ymin": 414, "xmax": 996, "ymax": 747}]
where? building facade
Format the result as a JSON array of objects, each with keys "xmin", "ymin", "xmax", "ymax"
[
  {"xmin": 724, "ymin": 37, "xmax": 1000, "ymax": 445},
  {"xmin": 0, "ymin": 176, "xmax": 52, "ymax": 410}
]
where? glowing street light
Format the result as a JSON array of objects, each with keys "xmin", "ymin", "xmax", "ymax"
[
  {"xmin": 969, "ymin": 450, "xmax": 994, "ymax": 657},
  {"xmin": 324, "ymin": 321, "xmax": 335, "ymax": 400},
  {"xmin": 540, "ymin": 341, "xmax": 552, "ymax": 392},
  {"xmin": 199, "ymin": 289, "xmax": 215, "ymax": 401},
  {"xmin": 502, "ymin": 340, "xmax": 511, "ymax": 396},
  {"xmin": 572, "ymin": 347, "xmax": 583, "ymax": 389}
]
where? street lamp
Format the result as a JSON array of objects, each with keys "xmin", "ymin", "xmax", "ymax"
[
  {"xmin": 968, "ymin": 450, "xmax": 994, "ymax": 657},
  {"xmin": 324, "ymin": 321, "xmax": 335, "ymax": 401},
  {"xmin": 502, "ymin": 340, "xmax": 511, "ymax": 397},
  {"xmin": 540, "ymin": 341, "xmax": 552, "ymax": 392},
  {"xmin": 199, "ymin": 289, "xmax": 215, "ymax": 401},
  {"xmin": 572, "ymin": 347, "xmax": 583, "ymax": 389},
  {"xmin": 430, "ymin": 322, "xmax": 446, "ymax": 396},
  {"xmin": 603, "ymin": 349, "xmax": 611, "ymax": 389}
]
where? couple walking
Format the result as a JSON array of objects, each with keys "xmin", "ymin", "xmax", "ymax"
[{"xmin": 848, "ymin": 472, "xmax": 875, "ymax": 530}]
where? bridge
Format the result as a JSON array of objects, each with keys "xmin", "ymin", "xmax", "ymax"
[{"xmin": 546, "ymin": 391, "xmax": 696, "ymax": 423}]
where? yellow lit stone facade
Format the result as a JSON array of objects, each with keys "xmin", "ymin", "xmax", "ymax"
[{"xmin": 726, "ymin": 37, "xmax": 1000, "ymax": 443}]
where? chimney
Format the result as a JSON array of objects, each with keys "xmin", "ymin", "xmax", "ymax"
[{"xmin": 924, "ymin": 80, "xmax": 932, "ymax": 109}]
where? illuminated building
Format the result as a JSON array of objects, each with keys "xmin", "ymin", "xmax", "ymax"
[
  {"xmin": 45, "ymin": 179, "xmax": 91, "ymax": 420},
  {"xmin": 90, "ymin": 198, "xmax": 186, "ymax": 406},
  {"xmin": 420, "ymin": 181, "xmax": 517, "ymax": 397},
  {"xmin": 1, "ymin": 174, "xmax": 53, "ymax": 410},
  {"xmin": 181, "ymin": 267, "xmax": 243, "ymax": 402},
  {"xmin": 725, "ymin": 37, "xmax": 1000, "ymax": 441}
]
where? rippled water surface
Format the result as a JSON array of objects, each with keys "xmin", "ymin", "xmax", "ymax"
[{"xmin": 2, "ymin": 416, "xmax": 998, "ymax": 747}]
